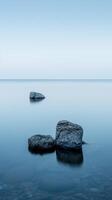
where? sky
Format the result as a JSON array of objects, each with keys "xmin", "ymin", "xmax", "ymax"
[{"xmin": 0, "ymin": 0, "xmax": 112, "ymax": 79}]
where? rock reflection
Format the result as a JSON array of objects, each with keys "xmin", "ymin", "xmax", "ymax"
[
  {"xmin": 56, "ymin": 149, "xmax": 84, "ymax": 166},
  {"xmin": 28, "ymin": 146, "xmax": 55, "ymax": 155},
  {"xmin": 30, "ymin": 98, "xmax": 44, "ymax": 103},
  {"xmin": 28, "ymin": 146, "xmax": 84, "ymax": 166}
]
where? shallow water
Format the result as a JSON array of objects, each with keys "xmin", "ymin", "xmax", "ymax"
[{"xmin": 0, "ymin": 80, "xmax": 112, "ymax": 200}]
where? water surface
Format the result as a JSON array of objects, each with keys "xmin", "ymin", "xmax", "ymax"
[{"xmin": 0, "ymin": 80, "xmax": 112, "ymax": 200}]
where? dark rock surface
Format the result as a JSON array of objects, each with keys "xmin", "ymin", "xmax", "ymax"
[
  {"xmin": 30, "ymin": 92, "xmax": 45, "ymax": 101},
  {"xmin": 28, "ymin": 135, "xmax": 55, "ymax": 153},
  {"xmin": 56, "ymin": 120, "xmax": 83, "ymax": 150}
]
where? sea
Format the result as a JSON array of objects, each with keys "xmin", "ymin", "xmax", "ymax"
[{"xmin": 0, "ymin": 80, "xmax": 112, "ymax": 200}]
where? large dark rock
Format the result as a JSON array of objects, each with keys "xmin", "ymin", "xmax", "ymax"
[
  {"xmin": 30, "ymin": 92, "xmax": 45, "ymax": 101},
  {"xmin": 56, "ymin": 120, "xmax": 83, "ymax": 150},
  {"xmin": 28, "ymin": 135, "xmax": 55, "ymax": 153}
]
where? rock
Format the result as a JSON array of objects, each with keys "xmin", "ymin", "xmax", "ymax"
[
  {"xmin": 30, "ymin": 92, "xmax": 45, "ymax": 101},
  {"xmin": 56, "ymin": 149, "xmax": 83, "ymax": 166},
  {"xmin": 56, "ymin": 120, "xmax": 83, "ymax": 150},
  {"xmin": 28, "ymin": 135, "xmax": 55, "ymax": 153}
]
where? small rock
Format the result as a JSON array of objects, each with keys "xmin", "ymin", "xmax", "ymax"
[
  {"xmin": 28, "ymin": 135, "xmax": 55, "ymax": 153},
  {"xmin": 30, "ymin": 92, "xmax": 45, "ymax": 101},
  {"xmin": 56, "ymin": 120, "xmax": 83, "ymax": 150}
]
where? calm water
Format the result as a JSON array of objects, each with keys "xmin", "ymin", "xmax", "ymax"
[{"xmin": 0, "ymin": 80, "xmax": 112, "ymax": 200}]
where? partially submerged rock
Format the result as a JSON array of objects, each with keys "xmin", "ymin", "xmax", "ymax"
[
  {"xmin": 56, "ymin": 120, "xmax": 83, "ymax": 150},
  {"xmin": 30, "ymin": 92, "xmax": 45, "ymax": 101},
  {"xmin": 28, "ymin": 135, "xmax": 55, "ymax": 153},
  {"xmin": 28, "ymin": 120, "xmax": 85, "ymax": 154}
]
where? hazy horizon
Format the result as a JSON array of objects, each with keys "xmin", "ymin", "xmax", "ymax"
[
  {"xmin": 0, "ymin": 0, "xmax": 112, "ymax": 79},
  {"xmin": 0, "ymin": 78, "xmax": 112, "ymax": 81}
]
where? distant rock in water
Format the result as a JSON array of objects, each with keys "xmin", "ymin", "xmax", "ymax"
[
  {"xmin": 28, "ymin": 135, "xmax": 55, "ymax": 153},
  {"xmin": 56, "ymin": 120, "xmax": 83, "ymax": 150},
  {"xmin": 56, "ymin": 149, "xmax": 83, "ymax": 166},
  {"xmin": 30, "ymin": 92, "xmax": 45, "ymax": 101}
]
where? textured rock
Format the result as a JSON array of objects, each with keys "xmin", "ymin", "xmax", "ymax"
[
  {"xmin": 30, "ymin": 92, "xmax": 45, "ymax": 101},
  {"xmin": 56, "ymin": 120, "xmax": 83, "ymax": 150},
  {"xmin": 28, "ymin": 135, "xmax": 55, "ymax": 153}
]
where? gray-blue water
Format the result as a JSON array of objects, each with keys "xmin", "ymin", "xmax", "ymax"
[{"xmin": 0, "ymin": 80, "xmax": 112, "ymax": 200}]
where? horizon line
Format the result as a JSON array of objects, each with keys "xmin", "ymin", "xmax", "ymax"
[{"xmin": 0, "ymin": 78, "xmax": 112, "ymax": 81}]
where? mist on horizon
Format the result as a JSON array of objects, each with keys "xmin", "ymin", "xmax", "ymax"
[{"xmin": 0, "ymin": 0, "xmax": 112, "ymax": 79}]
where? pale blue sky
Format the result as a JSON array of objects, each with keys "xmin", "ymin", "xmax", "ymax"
[{"xmin": 0, "ymin": 0, "xmax": 112, "ymax": 79}]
